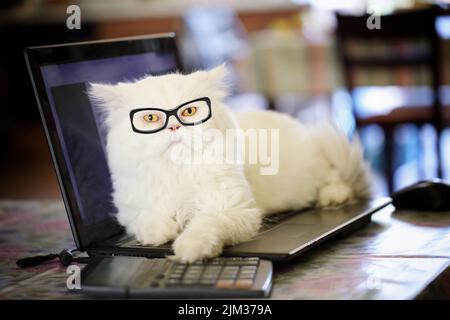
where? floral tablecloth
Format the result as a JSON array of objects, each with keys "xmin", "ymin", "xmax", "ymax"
[{"xmin": 0, "ymin": 200, "xmax": 449, "ymax": 299}]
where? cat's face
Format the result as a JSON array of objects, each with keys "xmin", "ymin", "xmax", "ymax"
[{"xmin": 88, "ymin": 65, "xmax": 230, "ymax": 159}]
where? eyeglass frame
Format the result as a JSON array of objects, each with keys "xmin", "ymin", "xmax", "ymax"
[{"xmin": 129, "ymin": 97, "xmax": 212, "ymax": 134}]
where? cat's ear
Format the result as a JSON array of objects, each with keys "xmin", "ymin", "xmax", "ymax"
[
  {"xmin": 88, "ymin": 83, "xmax": 117, "ymax": 105},
  {"xmin": 195, "ymin": 64, "xmax": 230, "ymax": 98},
  {"xmin": 200, "ymin": 63, "xmax": 230, "ymax": 98},
  {"xmin": 87, "ymin": 82, "xmax": 123, "ymax": 115},
  {"xmin": 207, "ymin": 63, "xmax": 227, "ymax": 83}
]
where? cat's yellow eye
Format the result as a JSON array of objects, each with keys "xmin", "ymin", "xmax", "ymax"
[
  {"xmin": 181, "ymin": 106, "xmax": 197, "ymax": 117},
  {"xmin": 143, "ymin": 114, "xmax": 159, "ymax": 122}
]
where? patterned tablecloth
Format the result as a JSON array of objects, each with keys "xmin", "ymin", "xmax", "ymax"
[{"xmin": 0, "ymin": 200, "xmax": 449, "ymax": 299}]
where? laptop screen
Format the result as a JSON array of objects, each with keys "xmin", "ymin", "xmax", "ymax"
[
  {"xmin": 25, "ymin": 35, "xmax": 181, "ymax": 248},
  {"xmin": 40, "ymin": 52, "xmax": 177, "ymax": 226}
]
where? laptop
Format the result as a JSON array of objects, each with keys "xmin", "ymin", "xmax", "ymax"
[{"xmin": 25, "ymin": 33, "xmax": 392, "ymax": 262}]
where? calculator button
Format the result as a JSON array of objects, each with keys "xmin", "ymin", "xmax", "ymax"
[
  {"xmin": 224, "ymin": 258, "xmax": 242, "ymax": 265},
  {"xmin": 185, "ymin": 268, "xmax": 202, "ymax": 273},
  {"xmin": 182, "ymin": 279, "xmax": 198, "ymax": 285},
  {"xmin": 204, "ymin": 266, "xmax": 221, "ymax": 273},
  {"xmin": 170, "ymin": 276, "xmax": 182, "ymax": 282},
  {"xmin": 216, "ymin": 279, "xmax": 235, "ymax": 288},
  {"xmin": 240, "ymin": 271, "xmax": 256, "ymax": 276},
  {"xmin": 226, "ymin": 258, "xmax": 258, "ymax": 266},
  {"xmin": 238, "ymin": 274, "xmax": 255, "ymax": 280},
  {"xmin": 203, "ymin": 272, "xmax": 220, "ymax": 278},
  {"xmin": 199, "ymin": 278, "xmax": 217, "ymax": 285},
  {"xmin": 221, "ymin": 269, "xmax": 238, "ymax": 275},
  {"xmin": 167, "ymin": 279, "xmax": 180, "ymax": 285},
  {"xmin": 239, "ymin": 269, "xmax": 256, "ymax": 278},
  {"xmin": 210, "ymin": 258, "xmax": 225, "ymax": 265},
  {"xmin": 235, "ymin": 279, "xmax": 253, "ymax": 288},
  {"xmin": 202, "ymin": 274, "xmax": 219, "ymax": 280},
  {"xmin": 241, "ymin": 266, "xmax": 257, "ymax": 272},
  {"xmin": 245, "ymin": 257, "xmax": 259, "ymax": 261},
  {"xmin": 238, "ymin": 261, "xmax": 259, "ymax": 266},
  {"xmin": 239, "ymin": 269, "xmax": 256, "ymax": 274},
  {"xmin": 170, "ymin": 270, "xmax": 183, "ymax": 275},
  {"xmin": 223, "ymin": 266, "xmax": 239, "ymax": 271},
  {"xmin": 221, "ymin": 268, "xmax": 239, "ymax": 274},
  {"xmin": 169, "ymin": 273, "xmax": 182, "ymax": 278},
  {"xmin": 220, "ymin": 269, "xmax": 239, "ymax": 280},
  {"xmin": 219, "ymin": 274, "xmax": 237, "ymax": 280},
  {"xmin": 173, "ymin": 267, "xmax": 186, "ymax": 273}
]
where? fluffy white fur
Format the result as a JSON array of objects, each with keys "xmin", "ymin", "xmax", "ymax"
[{"xmin": 88, "ymin": 65, "xmax": 372, "ymax": 262}]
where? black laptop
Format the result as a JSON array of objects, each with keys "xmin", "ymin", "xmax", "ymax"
[{"xmin": 25, "ymin": 33, "xmax": 391, "ymax": 262}]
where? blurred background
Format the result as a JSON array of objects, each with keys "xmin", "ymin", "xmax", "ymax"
[{"xmin": 0, "ymin": 0, "xmax": 449, "ymax": 199}]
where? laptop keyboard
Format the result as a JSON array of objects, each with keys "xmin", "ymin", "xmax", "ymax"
[
  {"xmin": 122, "ymin": 210, "xmax": 302, "ymax": 248},
  {"xmin": 124, "ymin": 239, "xmax": 172, "ymax": 248},
  {"xmin": 260, "ymin": 210, "xmax": 302, "ymax": 231}
]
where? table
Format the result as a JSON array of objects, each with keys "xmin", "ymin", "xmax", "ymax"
[{"xmin": 0, "ymin": 200, "xmax": 448, "ymax": 299}]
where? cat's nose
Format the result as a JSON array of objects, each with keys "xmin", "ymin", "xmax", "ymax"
[{"xmin": 168, "ymin": 124, "xmax": 181, "ymax": 132}]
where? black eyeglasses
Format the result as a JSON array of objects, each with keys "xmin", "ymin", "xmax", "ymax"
[{"xmin": 129, "ymin": 97, "xmax": 212, "ymax": 134}]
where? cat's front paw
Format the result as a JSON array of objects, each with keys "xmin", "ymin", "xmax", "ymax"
[
  {"xmin": 172, "ymin": 231, "xmax": 223, "ymax": 263},
  {"xmin": 318, "ymin": 183, "xmax": 352, "ymax": 207},
  {"xmin": 134, "ymin": 216, "xmax": 180, "ymax": 246}
]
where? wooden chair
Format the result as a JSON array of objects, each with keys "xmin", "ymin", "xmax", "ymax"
[{"xmin": 335, "ymin": 7, "xmax": 444, "ymax": 194}]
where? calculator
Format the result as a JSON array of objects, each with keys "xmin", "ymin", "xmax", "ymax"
[{"xmin": 78, "ymin": 256, "xmax": 273, "ymax": 298}]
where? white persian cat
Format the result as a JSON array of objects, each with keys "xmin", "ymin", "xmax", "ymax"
[{"xmin": 88, "ymin": 65, "xmax": 371, "ymax": 262}]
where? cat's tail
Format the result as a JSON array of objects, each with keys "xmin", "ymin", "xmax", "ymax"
[{"xmin": 312, "ymin": 123, "xmax": 373, "ymax": 201}]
